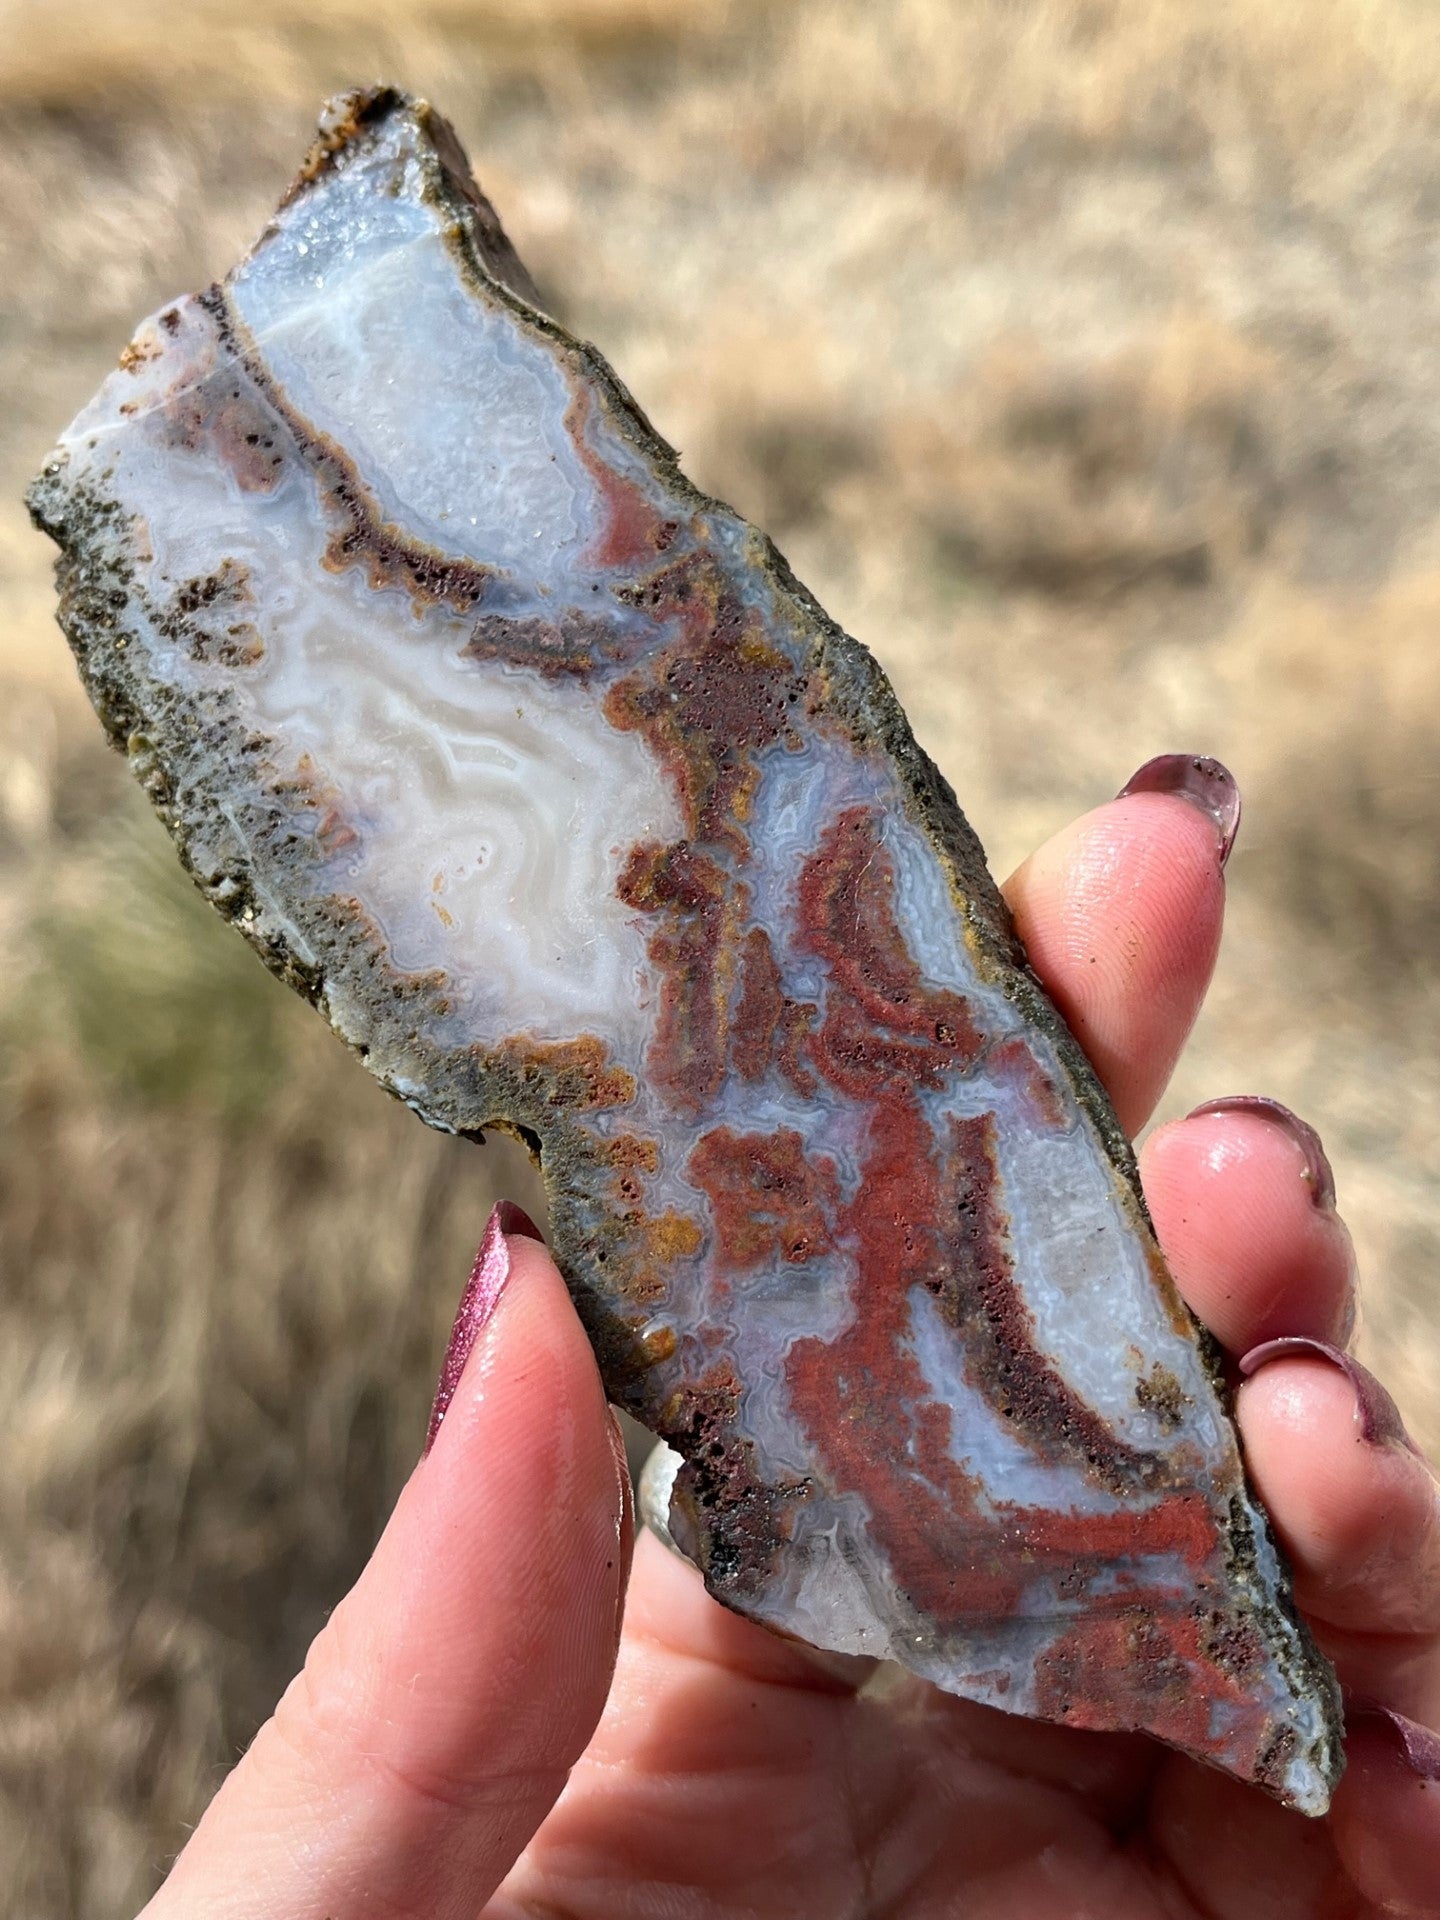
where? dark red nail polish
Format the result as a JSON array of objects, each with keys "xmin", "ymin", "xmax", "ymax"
[
  {"xmin": 1350, "ymin": 1702, "xmax": 1440, "ymax": 1782},
  {"xmin": 496, "ymin": 1199, "xmax": 545, "ymax": 1243},
  {"xmin": 1238, "ymin": 1336, "xmax": 1418, "ymax": 1453},
  {"xmin": 425, "ymin": 1200, "xmax": 542, "ymax": 1455},
  {"xmin": 1187, "ymin": 1095, "xmax": 1337, "ymax": 1210},
  {"xmin": 1117, "ymin": 753, "xmax": 1241, "ymax": 866},
  {"xmin": 607, "ymin": 1409, "xmax": 636, "ymax": 1643}
]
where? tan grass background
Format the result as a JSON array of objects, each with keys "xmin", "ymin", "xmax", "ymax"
[{"xmin": 2, "ymin": 0, "xmax": 1439, "ymax": 1909}]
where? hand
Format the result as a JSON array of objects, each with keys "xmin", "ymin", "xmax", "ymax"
[{"xmin": 140, "ymin": 761, "xmax": 1440, "ymax": 1919}]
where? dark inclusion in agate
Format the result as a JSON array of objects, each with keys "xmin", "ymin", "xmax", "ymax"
[{"xmin": 29, "ymin": 88, "xmax": 1343, "ymax": 1810}]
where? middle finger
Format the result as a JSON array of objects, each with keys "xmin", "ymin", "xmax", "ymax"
[{"xmin": 1138, "ymin": 1099, "xmax": 1358, "ymax": 1355}]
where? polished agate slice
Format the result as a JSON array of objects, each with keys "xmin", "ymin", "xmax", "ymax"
[{"xmin": 28, "ymin": 87, "xmax": 1342, "ymax": 1810}]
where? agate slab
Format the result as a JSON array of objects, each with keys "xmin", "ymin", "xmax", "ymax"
[{"xmin": 28, "ymin": 88, "xmax": 1343, "ymax": 1810}]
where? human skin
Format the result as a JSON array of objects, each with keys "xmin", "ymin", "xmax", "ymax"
[{"xmin": 138, "ymin": 776, "xmax": 1440, "ymax": 1919}]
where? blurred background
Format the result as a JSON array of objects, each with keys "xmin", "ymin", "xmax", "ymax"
[{"xmin": 2, "ymin": 0, "xmax": 1438, "ymax": 1908}]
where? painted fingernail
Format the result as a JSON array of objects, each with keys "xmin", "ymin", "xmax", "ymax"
[
  {"xmin": 607, "ymin": 1409, "xmax": 636, "ymax": 1643},
  {"xmin": 1238, "ymin": 1337, "xmax": 1419, "ymax": 1453},
  {"xmin": 425, "ymin": 1200, "xmax": 544, "ymax": 1455},
  {"xmin": 1117, "ymin": 753, "xmax": 1241, "ymax": 866},
  {"xmin": 1187, "ymin": 1095, "xmax": 1337, "ymax": 1211},
  {"xmin": 494, "ymin": 1199, "xmax": 545, "ymax": 1243},
  {"xmin": 1350, "ymin": 1703, "xmax": 1440, "ymax": 1783}
]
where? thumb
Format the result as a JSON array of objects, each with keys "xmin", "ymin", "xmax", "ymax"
[{"xmin": 144, "ymin": 1201, "xmax": 633, "ymax": 1920}]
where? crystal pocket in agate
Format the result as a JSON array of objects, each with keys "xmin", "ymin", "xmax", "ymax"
[{"xmin": 28, "ymin": 87, "xmax": 1343, "ymax": 1811}]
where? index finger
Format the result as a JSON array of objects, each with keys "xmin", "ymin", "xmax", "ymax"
[
  {"xmin": 143, "ymin": 1214, "xmax": 632, "ymax": 1920},
  {"xmin": 1002, "ymin": 754, "xmax": 1238, "ymax": 1136}
]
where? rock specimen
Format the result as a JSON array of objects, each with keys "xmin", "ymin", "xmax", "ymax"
[{"xmin": 28, "ymin": 87, "xmax": 1343, "ymax": 1810}]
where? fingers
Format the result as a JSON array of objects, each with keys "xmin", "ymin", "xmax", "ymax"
[
  {"xmin": 1139, "ymin": 1092, "xmax": 1440, "ymax": 1715},
  {"xmin": 1229, "ymin": 1340, "xmax": 1440, "ymax": 1913},
  {"xmin": 1331, "ymin": 1710, "xmax": 1440, "ymax": 1916},
  {"xmin": 144, "ymin": 1208, "xmax": 632, "ymax": 1920},
  {"xmin": 495, "ymin": 1530, "xmax": 862, "ymax": 1914},
  {"xmin": 1139, "ymin": 1101, "xmax": 1357, "ymax": 1353},
  {"xmin": 1084, "ymin": 1077, "xmax": 1440, "ymax": 1899},
  {"xmin": 1002, "ymin": 757, "xmax": 1237, "ymax": 1136},
  {"xmin": 1236, "ymin": 1350, "xmax": 1440, "ymax": 1683},
  {"xmin": 1006, "ymin": 767, "xmax": 1362, "ymax": 1354},
  {"xmin": 1042, "ymin": 769, "xmax": 1440, "ymax": 1894}
]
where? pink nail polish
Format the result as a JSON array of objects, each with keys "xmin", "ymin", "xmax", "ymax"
[
  {"xmin": 1238, "ymin": 1336, "xmax": 1418, "ymax": 1453},
  {"xmin": 1187, "ymin": 1095, "xmax": 1337, "ymax": 1210},
  {"xmin": 1350, "ymin": 1702, "xmax": 1440, "ymax": 1782},
  {"xmin": 425, "ymin": 1200, "xmax": 544, "ymax": 1455},
  {"xmin": 1117, "ymin": 753, "xmax": 1241, "ymax": 866}
]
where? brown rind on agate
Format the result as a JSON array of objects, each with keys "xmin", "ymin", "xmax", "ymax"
[
  {"xmin": 281, "ymin": 86, "xmax": 406, "ymax": 203},
  {"xmin": 27, "ymin": 85, "xmax": 1343, "ymax": 1804},
  {"xmin": 277, "ymin": 84, "xmax": 546, "ymax": 315}
]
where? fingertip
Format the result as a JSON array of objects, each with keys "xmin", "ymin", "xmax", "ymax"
[
  {"xmin": 1236, "ymin": 1354, "xmax": 1440, "ymax": 1639},
  {"xmin": 1332, "ymin": 1709, "xmax": 1440, "ymax": 1914},
  {"xmin": 1188, "ymin": 1096, "xmax": 1335, "ymax": 1211},
  {"xmin": 1140, "ymin": 1107, "xmax": 1357, "ymax": 1354},
  {"xmin": 1003, "ymin": 790, "xmax": 1226, "ymax": 1134},
  {"xmin": 297, "ymin": 1224, "xmax": 626, "ymax": 1794}
]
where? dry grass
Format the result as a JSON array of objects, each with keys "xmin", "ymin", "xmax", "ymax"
[
  {"xmin": 3, "ymin": 1, "xmax": 1440, "ymax": 1910},
  {"xmin": 0, "ymin": 0, "xmax": 736, "ymax": 105},
  {"xmin": 0, "ymin": 1024, "xmax": 540, "ymax": 1914}
]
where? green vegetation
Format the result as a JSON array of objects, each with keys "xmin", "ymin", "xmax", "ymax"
[{"xmin": 19, "ymin": 795, "xmax": 303, "ymax": 1119}]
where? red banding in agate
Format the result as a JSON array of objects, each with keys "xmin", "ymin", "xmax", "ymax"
[
  {"xmin": 617, "ymin": 840, "xmax": 734, "ymax": 1118},
  {"xmin": 687, "ymin": 1125, "xmax": 840, "ymax": 1271},
  {"xmin": 566, "ymin": 386, "xmax": 680, "ymax": 570},
  {"xmin": 604, "ymin": 553, "xmax": 807, "ymax": 848}
]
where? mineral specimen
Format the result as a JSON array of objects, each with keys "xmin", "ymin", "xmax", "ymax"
[{"xmin": 28, "ymin": 87, "xmax": 1343, "ymax": 1810}]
